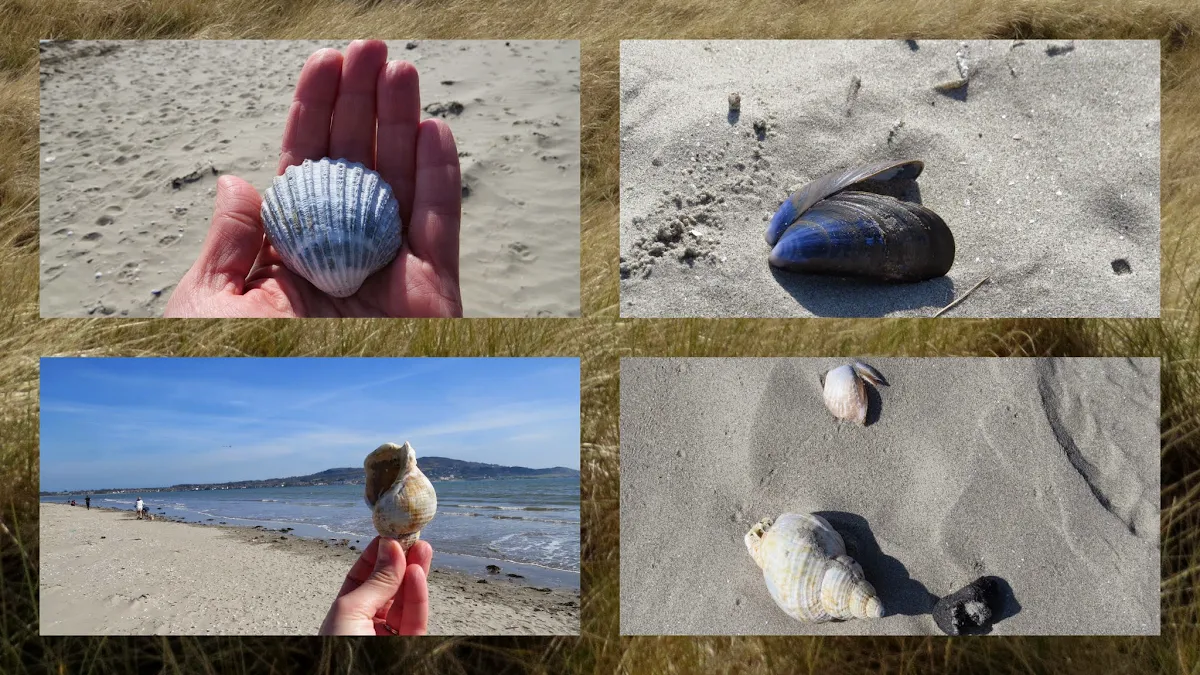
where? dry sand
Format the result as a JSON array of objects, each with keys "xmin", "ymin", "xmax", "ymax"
[
  {"xmin": 39, "ymin": 40, "xmax": 580, "ymax": 318},
  {"xmin": 619, "ymin": 40, "xmax": 1160, "ymax": 318},
  {"xmin": 619, "ymin": 357, "xmax": 1160, "ymax": 635},
  {"xmin": 40, "ymin": 503, "xmax": 579, "ymax": 636}
]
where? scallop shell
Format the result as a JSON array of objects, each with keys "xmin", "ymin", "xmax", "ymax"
[
  {"xmin": 261, "ymin": 157, "xmax": 402, "ymax": 298},
  {"xmin": 765, "ymin": 160, "xmax": 955, "ymax": 282},
  {"xmin": 364, "ymin": 441, "xmax": 437, "ymax": 550},
  {"xmin": 745, "ymin": 513, "xmax": 884, "ymax": 622},
  {"xmin": 821, "ymin": 361, "xmax": 886, "ymax": 425}
]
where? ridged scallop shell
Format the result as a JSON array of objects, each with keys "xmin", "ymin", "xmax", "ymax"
[
  {"xmin": 261, "ymin": 157, "xmax": 402, "ymax": 298},
  {"xmin": 364, "ymin": 442, "xmax": 437, "ymax": 550},
  {"xmin": 766, "ymin": 160, "xmax": 955, "ymax": 282},
  {"xmin": 745, "ymin": 513, "xmax": 884, "ymax": 622},
  {"xmin": 821, "ymin": 361, "xmax": 886, "ymax": 425}
]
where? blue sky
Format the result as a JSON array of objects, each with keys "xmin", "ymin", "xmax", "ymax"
[{"xmin": 40, "ymin": 358, "xmax": 580, "ymax": 492}]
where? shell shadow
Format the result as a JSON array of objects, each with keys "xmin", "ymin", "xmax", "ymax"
[
  {"xmin": 864, "ymin": 380, "xmax": 884, "ymax": 426},
  {"xmin": 814, "ymin": 510, "xmax": 936, "ymax": 618},
  {"xmin": 728, "ymin": 110, "xmax": 740, "ymax": 125},
  {"xmin": 771, "ymin": 269, "xmax": 956, "ymax": 317}
]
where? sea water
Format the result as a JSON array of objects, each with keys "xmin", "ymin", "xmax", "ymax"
[{"xmin": 45, "ymin": 477, "xmax": 579, "ymax": 584}]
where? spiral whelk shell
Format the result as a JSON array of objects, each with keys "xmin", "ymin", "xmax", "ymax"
[
  {"xmin": 745, "ymin": 513, "xmax": 884, "ymax": 622},
  {"xmin": 765, "ymin": 160, "xmax": 955, "ymax": 282},
  {"xmin": 261, "ymin": 157, "xmax": 402, "ymax": 298},
  {"xmin": 364, "ymin": 441, "xmax": 437, "ymax": 550},
  {"xmin": 822, "ymin": 361, "xmax": 887, "ymax": 425}
]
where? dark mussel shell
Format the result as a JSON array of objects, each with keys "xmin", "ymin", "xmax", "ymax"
[
  {"xmin": 765, "ymin": 159, "xmax": 925, "ymax": 246},
  {"xmin": 765, "ymin": 159, "xmax": 954, "ymax": 282},
  {"xmin": 767, "ymin": 191, "xmax": 955, "ymax": 282}
]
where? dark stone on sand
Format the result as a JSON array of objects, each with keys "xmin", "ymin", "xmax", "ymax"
[
  {"xmin": 423, "ymin": 101, "xmax": 464, "ymax": 117},
  {"xmin": 406, "ymin": 42, "xmax": 418, "ymax": 50},
  {"xmin": 279, "ymin": 536, "xmax": 286, "ymax": 540},
  {"xmin": 477, "ymin": 579, "xmax": 488, "ymax": 584},
  {"xmin": 487, "ymin": 564, "xmax": 501, "ymax": 574},
  {"xmin": 933, "ymin": 576, "xmax": 1002, "ymax": 635},
  {"xmin": 348, "ymin": 545, "xmax": 356, "ymax": 551},
  {"xmin": 506, "ymin": 573, "xmax": 525, "ymax": 579}
]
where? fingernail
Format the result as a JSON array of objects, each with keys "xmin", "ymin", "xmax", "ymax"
[{"xmin": 378, "ymin": 539, "xmax": 394, "ymax": 565}]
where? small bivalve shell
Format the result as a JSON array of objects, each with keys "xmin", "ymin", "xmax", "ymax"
[
  {"xmin": 261, "ymin": 157, "xmax": 402, "ymax": 298},
  {"xmin": 821, "ymin": 361, "xmax": 887, "ymax": 425},
  {"xmin": 364, "ymin": 441, "xmax": 437, "ymax": 550},
  {"xmin": 745, "ymin": 513, "xmax": 884, "ymax": 622}
]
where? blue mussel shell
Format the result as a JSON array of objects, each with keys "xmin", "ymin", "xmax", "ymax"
[{"xmin": 766, "ymin": 160, "xmax": 954, "ymax": 282}]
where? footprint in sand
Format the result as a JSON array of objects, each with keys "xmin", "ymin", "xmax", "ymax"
[
  {"xmin": 82, "ymin": 232, "xmax": 102, "ymax": 241},
  {"xmin": 507, "ymin": 242, "xmax": 538, "ymax": 263},
  {"xmin": 95, "ymin": 215, "xmax": 114, "ymax": 226},
  {"xmin": 159, "ymin": 234, "xmax": 180, "ymax": 246}
]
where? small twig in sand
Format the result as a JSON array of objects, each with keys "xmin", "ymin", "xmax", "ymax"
[{"xmin": 934, "ymin": 275, "xmax": 991, "ymax": 317}]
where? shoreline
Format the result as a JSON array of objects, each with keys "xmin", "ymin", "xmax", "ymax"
[
  {"xmin": 40, "ymin": 503, "xmax": 579, "ymax": 635},
  {"xmin": 41, "ymin": 501, "xmax": 579, "ymax": 590}
]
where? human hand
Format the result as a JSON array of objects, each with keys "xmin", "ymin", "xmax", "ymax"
[
  {"xmin": 319, "ymin": 536, "xmax": 432, "ymax": 636},
  {"xmin": 164, "ymin": 40, "xmax": 463, "ymax": 318}
]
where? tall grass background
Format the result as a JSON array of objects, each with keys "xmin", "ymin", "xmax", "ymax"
[{"xmin": 1, "ymin": 1, "xmax": 1197, "ymax": 673}]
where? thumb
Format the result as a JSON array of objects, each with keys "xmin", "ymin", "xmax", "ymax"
[
  {"xmin": 342, "ymin": 537, "xmax": 406, "ymax": 614},
  {"xmin": 191, "ymin": 175, "xmax": 264, "ymax": 292}
]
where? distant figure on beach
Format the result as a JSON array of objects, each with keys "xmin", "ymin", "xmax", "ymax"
[
  {"xmin": 85, "ymin": 495, "xmax": 90, "ymax": 510},
  {"xmin": 69, "ymin": 499, "xmax": 76, "ymax": 506},
  {"xmin": 135, "ymin": 497, "xmax": 144, "ymax": 520},
  {"xmin": 319, "ymin": 536, "xmax": 432, "ymax": 636},
  {"xmin": 164, "ymin": 40, "xmax": 463, "ymax": 320}
]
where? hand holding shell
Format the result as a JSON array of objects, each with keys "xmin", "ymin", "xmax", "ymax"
[
  {"xmin": 745, "ymin": 513, "xmax": 884, "ymax": 622},
  {"xmin": 364, "ymin": 442, "xmax": 437, "ymax": 550}
]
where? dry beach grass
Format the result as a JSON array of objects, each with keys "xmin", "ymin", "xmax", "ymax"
[{"xmin": 1, "ymin": 0, "xmax": 1199, "ymax": 673}]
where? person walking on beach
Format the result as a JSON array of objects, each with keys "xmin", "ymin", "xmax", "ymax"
[
  {"xmin": 135, "ymin": 497, "xmax": 144, "ymax": 520},
  {"xmin": 85, "ymin": 495, "xmax": 90, "ymax": 510}
]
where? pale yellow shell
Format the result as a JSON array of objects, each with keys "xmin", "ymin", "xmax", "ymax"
[
  {"xmin": 745, "ymin": 513, "xmax": 884, "ymax": 622},
  {"xmin": 364, "ymin": 442, "xmax": 437, "ymax": 550},
  {"xmin": 822, "ymin": 361, "xmax": 885, "ymax": 425}
]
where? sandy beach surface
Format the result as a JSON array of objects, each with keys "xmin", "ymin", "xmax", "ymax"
[
  {"xmin": 619, "ymin": 357, "xmax": 1160, "ymax": 635},
  {"xmin": 39, "ymin": 40, "xmax": 580, "ymax": 318},
  {"xmin": 40, "ymin": 503, "xmax": 579, "ymax": 635},
  {"xmin": 619, "ymin": 40, "xmax": 1159, "ymax": 318}
]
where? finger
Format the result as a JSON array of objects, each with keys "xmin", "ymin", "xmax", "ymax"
[
  {"xmin": 278, "ymin": 48, "xmax": 342, "ymax": 173},
  {"xmin": 329, "ymin": 40, "xmax": 388, "ymax": 168},
  {"xmin": 190, "ymin": 175, "xmax": 264, "ymax": 292},
  {"xmin": 336, "ymin": 536, "xmax": 382, "ymax": 597},
  {"xmin": 340, "ymin": 537, "xmax": 406, "ymax": 612},
  {"xmin": 375, "ymin": 60, "xmax": 421, "ymax": 225},
  {"xmin": 406, "ymin": 539, "xmax": 433, "ymax": 577},
  {"xmin": 407, "ymin": 118, "xmax": 461, "ymax": 277},
  {"xmin": 388, "ymin": 563, "xmax": 429, "ymax": 635}
]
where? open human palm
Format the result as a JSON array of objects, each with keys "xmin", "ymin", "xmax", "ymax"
[{"xmin": 165, "ymin": 40, "xmax": 462, "ymax": 318}]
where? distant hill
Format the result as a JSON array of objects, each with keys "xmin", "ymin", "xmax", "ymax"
[{"xmin": 40, "ymin": 457, "xmax": 579, "ymax": 495}]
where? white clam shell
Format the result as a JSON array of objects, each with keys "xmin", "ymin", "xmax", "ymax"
[
  {"xmin": 261, "ymin": 157, "xmax": 402, "ymax": 297},
  {"xmin": 745, "ymin": 513, "xmax": 884, "ymax": 622},
  {"xmin": 364, "ymin": 441, "xmax": 437, "ymax": 550},
  {"xmin": 821, "ymin": 361, "xmax": 885, "ymax": 425}
]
